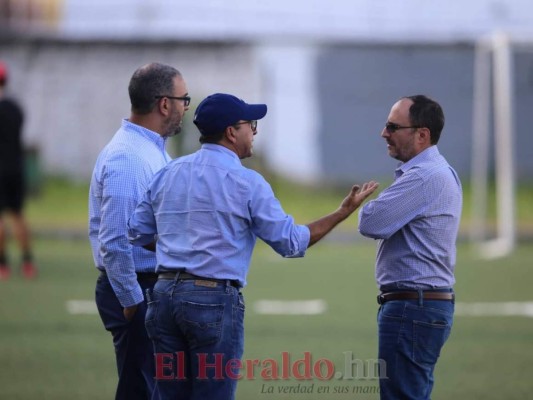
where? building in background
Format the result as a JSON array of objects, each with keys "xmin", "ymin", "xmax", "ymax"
[{"xmin": 1, "ymin": 0, "xmax": 533, "ymax": 184}]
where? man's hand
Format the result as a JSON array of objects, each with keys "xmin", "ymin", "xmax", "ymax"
[
  {"xmin": 307, "ymin": 181, "xmax": 379, "ymax": 247},
  {"xmin": 123, "ymin": 304, "xmax": 138, "ymax": 321},
  {"xmin": 338, "ymin": 181, "xmax": 380, "ymax": 216}
]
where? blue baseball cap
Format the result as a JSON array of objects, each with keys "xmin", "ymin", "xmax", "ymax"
[{"xmin": 193, "ymin": 93, "xmax": 267, "ymax": 136}]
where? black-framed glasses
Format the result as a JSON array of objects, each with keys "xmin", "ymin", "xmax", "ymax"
[
  {"xmin": 385, "ymin": 122, "xmax": 420, "ymax": 134},
  {"xmin": 155, "ymin": 95, "xmax": 191, "ymax": 107},
  {"xmin": 234, "ymin": 120, "xmax": 258, "ymax": 133}
]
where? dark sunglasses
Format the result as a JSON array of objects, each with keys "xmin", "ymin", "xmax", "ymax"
[
  {"xmin": 155, "ymin": 95, "xmax": 191, "ymax": 107},
  {"xmin": 234, "ymin": 120, "xmax": 258, "ymax": 132},
  {"xmin": 385, "ymin": 122, "xmax": 420, "ymax": 134}
]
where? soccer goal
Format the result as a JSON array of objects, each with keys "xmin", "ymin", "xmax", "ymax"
[{"xmin": 470, "ymin": 31, "xmax": 520, "ymax": 259}]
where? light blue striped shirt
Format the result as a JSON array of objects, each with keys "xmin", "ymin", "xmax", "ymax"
[
  {"xmin": 88, "ymin": 119, "xmax": 171, "ymax": 307},
  {"xmin": 358, "ymin": 146, "xmax": 462, "ymax": 289},
  {"xmin": 127, "ymin": 144, "xmax": 310, "ymax": 287}
]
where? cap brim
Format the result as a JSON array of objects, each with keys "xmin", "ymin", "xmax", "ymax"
[{"xmin": 242, "ymin": 104, "xmax": 267, "ymax": 121}]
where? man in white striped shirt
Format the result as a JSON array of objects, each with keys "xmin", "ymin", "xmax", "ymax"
[{"xmin": 89, "ymin": 63, "xmax": 190, "ymax": 400}]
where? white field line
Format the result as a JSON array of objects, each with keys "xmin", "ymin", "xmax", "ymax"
[
  {"xmin": 66, "ymin": 300, "xmax": 98, "ymax": 315},
  {"xmin": 455, "ymin": 302, "xmax": 533, "ymax": 318},
  {"xmin": 64, "ymin": 299, "xmax": 329, "ymax": 316},
  {"xmin": 65, "ymin": 299, "xmax": 533, "ymax": 318},
  {"xmin": 253, "ymin": 300, "xmax": 327, "ymax": 315}
]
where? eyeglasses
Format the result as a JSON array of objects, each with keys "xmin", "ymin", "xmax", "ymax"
[
  {"xmin": 234, "ymin": 120, "xmax": 258, "ymax": 133},
  {"xmin": 155, "ymin": 95, "xmax": 191, "ymax": 107},
  {"xmin": 385, "ymin": 122, "xmax": 420, "ymax": 134}
]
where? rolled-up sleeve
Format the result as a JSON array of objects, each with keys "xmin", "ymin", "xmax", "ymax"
[
  {"xmin": 359, "ymin": 173, "xmax": 426, "ymax": 240},
  {"xmin": 249, "ymin": 175, "xmax": 310, "ymax": 258}
]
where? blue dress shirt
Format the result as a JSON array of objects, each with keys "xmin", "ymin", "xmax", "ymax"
[
  {"xmin": 127, "ymin": 144, "xmax": 310, "ymax": 287},
  {"xmin": 89, "ymin": 119, "xmax": 171, "ymax": 307},
  {"xmin": 358, "ymin": 146, "xmax": 462, "ymax": 289}
]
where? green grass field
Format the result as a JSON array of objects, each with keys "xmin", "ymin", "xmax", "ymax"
[
  {"xmin": 1, "ymin": 240, "xmax": 532, "ymax": 399},
  {"xmin": 1, "ymin": 178, "xmax": 532, "ymax": 399},
  {"xmin": 22, "ymin": 176, "xmax": 533, "ymax": 236}
]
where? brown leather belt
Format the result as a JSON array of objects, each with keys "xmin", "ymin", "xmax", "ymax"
[
  {"xmin": 377, "ymin": 291, "xmax": 454, "ymax": 305},
  {"xmin": 158, "ymin": 271, "xmax": 241, "ymax": 289}
]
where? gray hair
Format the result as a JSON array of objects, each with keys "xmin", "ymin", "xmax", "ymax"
[{"xmin": 128, "ymin": 63, "xmax": 182, "ymax": 115}]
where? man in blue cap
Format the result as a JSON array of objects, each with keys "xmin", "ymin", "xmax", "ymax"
[{"xmin": 127, "ymin": 93, "xmax": 378, "ymax": 400}]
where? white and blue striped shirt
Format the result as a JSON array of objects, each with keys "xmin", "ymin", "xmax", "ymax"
[
  {"xmin": 358, "ymin": 146, "xmax": 462, "ymax": 289},
  {"xmin": 127, "ymin": 144, "xmax": 310, "ymax": 287},
  {"xmin": 89, "ymin": 119, "xmax": 171, "ymax": 307}
]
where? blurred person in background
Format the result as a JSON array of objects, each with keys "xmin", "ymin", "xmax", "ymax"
[
  {"xmin": 127, "ymin": 93, "xmax": 379, "ymax": 400},
  {"xmin": 0, "ymin": 60, "xmax": 37, "ymax": 280},
  {"xmin": 88, "ymin": 62, "xmax": 190, "ymax": 400},
  {"xmin": 359, "ymin": 95, "xmax": 462, "ymax": 400}
]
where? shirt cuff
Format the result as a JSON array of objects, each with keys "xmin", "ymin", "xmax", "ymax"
[
  {"xmin": 116, "ymin": 284, "xmax": 145, "ymax": 308},
  {"xmin": 284, "ymin": 225, "xmax": 310, "ymax": 258}
]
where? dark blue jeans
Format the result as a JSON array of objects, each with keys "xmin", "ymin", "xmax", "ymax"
[
  {"xmin": 145, "ymin": 278, "xmax": 245, "ymax": 400},
  {"xmin": 95, "ymin": 273, "xmax": 157, "ymax": 400},
  {"xmin": 377, "ymin": 293, "xmax": 454, "ymax": 400}
]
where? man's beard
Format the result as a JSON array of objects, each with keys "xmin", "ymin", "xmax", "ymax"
[{"xmin": 164, "ymin": 119, "xmax": 183, "ymax": 138}]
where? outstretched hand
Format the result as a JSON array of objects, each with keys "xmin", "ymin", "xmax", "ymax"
[
  {"xmin": 339, "ymin": 181, "xmax": 379, "ymax": 215},
  {"xmin": 306, "ymin": 181, "xmax": 379, "ymax": 247}
]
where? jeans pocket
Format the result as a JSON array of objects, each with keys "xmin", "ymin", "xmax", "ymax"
[
  {"xmin": 182, "ymin": 301, "xmax": 225, "ymax": 349},
  {"xmin": 413, "ymin": 319, "xmax": 451, "ymax": 365},
  {"xmin": 237, "ymin": 292, "xmax": 245, "ymax": 311},
  {"xmin": 380, "ymin": 302, "xmax": 405, "ymax": 319},
  {"xmin": 145, "ymin": 299, "xmax": 160, "ymax": 341}
]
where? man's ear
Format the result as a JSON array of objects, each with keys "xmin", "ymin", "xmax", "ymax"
[
  {"xmin": 157, "ymin": 97, "xmax": 170, "ymax": 116},
  {"xmin": 225, "ymin": 126, "xmax": 237, "ymax": 143},
  {"xmin": 417, "ymin": 127, "xmax": 431, "ymax": 144}
]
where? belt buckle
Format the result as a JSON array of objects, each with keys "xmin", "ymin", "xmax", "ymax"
[{"xmin": 377, "ymin": 294, "xmax": 385, "ymax": 305}]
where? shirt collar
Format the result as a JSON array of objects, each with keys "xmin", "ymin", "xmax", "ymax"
[
  {"xmin": 122, "ymin": 119, "xmax": 167, "ymax": 149},
  {"xmin": 201, "ymin": 143, "xmax": 242, "ymax": 165},
  {"xmin": 395, "ymin": 145, "xmax": 440, "ymax": 176}
]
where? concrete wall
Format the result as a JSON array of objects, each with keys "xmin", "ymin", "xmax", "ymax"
[
  {"xmin": 316, "ymin": 44, "xmax": 533, "ymax": 183},
  {"xmin": 317, "ymin": 44, "xmax": 475, "ymax": 182},
  {"xmin": 0, "ymin": 40, "xmax": 260, "ymax": 178},
  {"xmin": 1, "ymin": 39, "xmax": 533, "ymax": 183}
]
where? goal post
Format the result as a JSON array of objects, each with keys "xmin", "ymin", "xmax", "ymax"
[{"xmin": 470, "ymin": 31, "xmax": 516, "ymax": 259}]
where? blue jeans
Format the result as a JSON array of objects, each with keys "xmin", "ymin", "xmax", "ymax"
[
  {"xmin": 145, "ymin": 277, "xmax": 245, "ymax": 400},
  {"xmin": 377, "ymin": 293, "xmax": 454, "ymax": 400},
  {"xmin": 95, "ymin": 273, "xmax": 157, "ymax": 400}
]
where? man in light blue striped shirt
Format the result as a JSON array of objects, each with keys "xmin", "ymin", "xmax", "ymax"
[
  {"xmin": 128, "ymin": 93, "xmax": 379, "ymax": 400},
  {"xmin": 359, "ymin": 95, "xmax": 462, "ymax": 400},
  {"xmin": 88, "ymin": 63, "xmax": 189, "ymax": 400}
]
